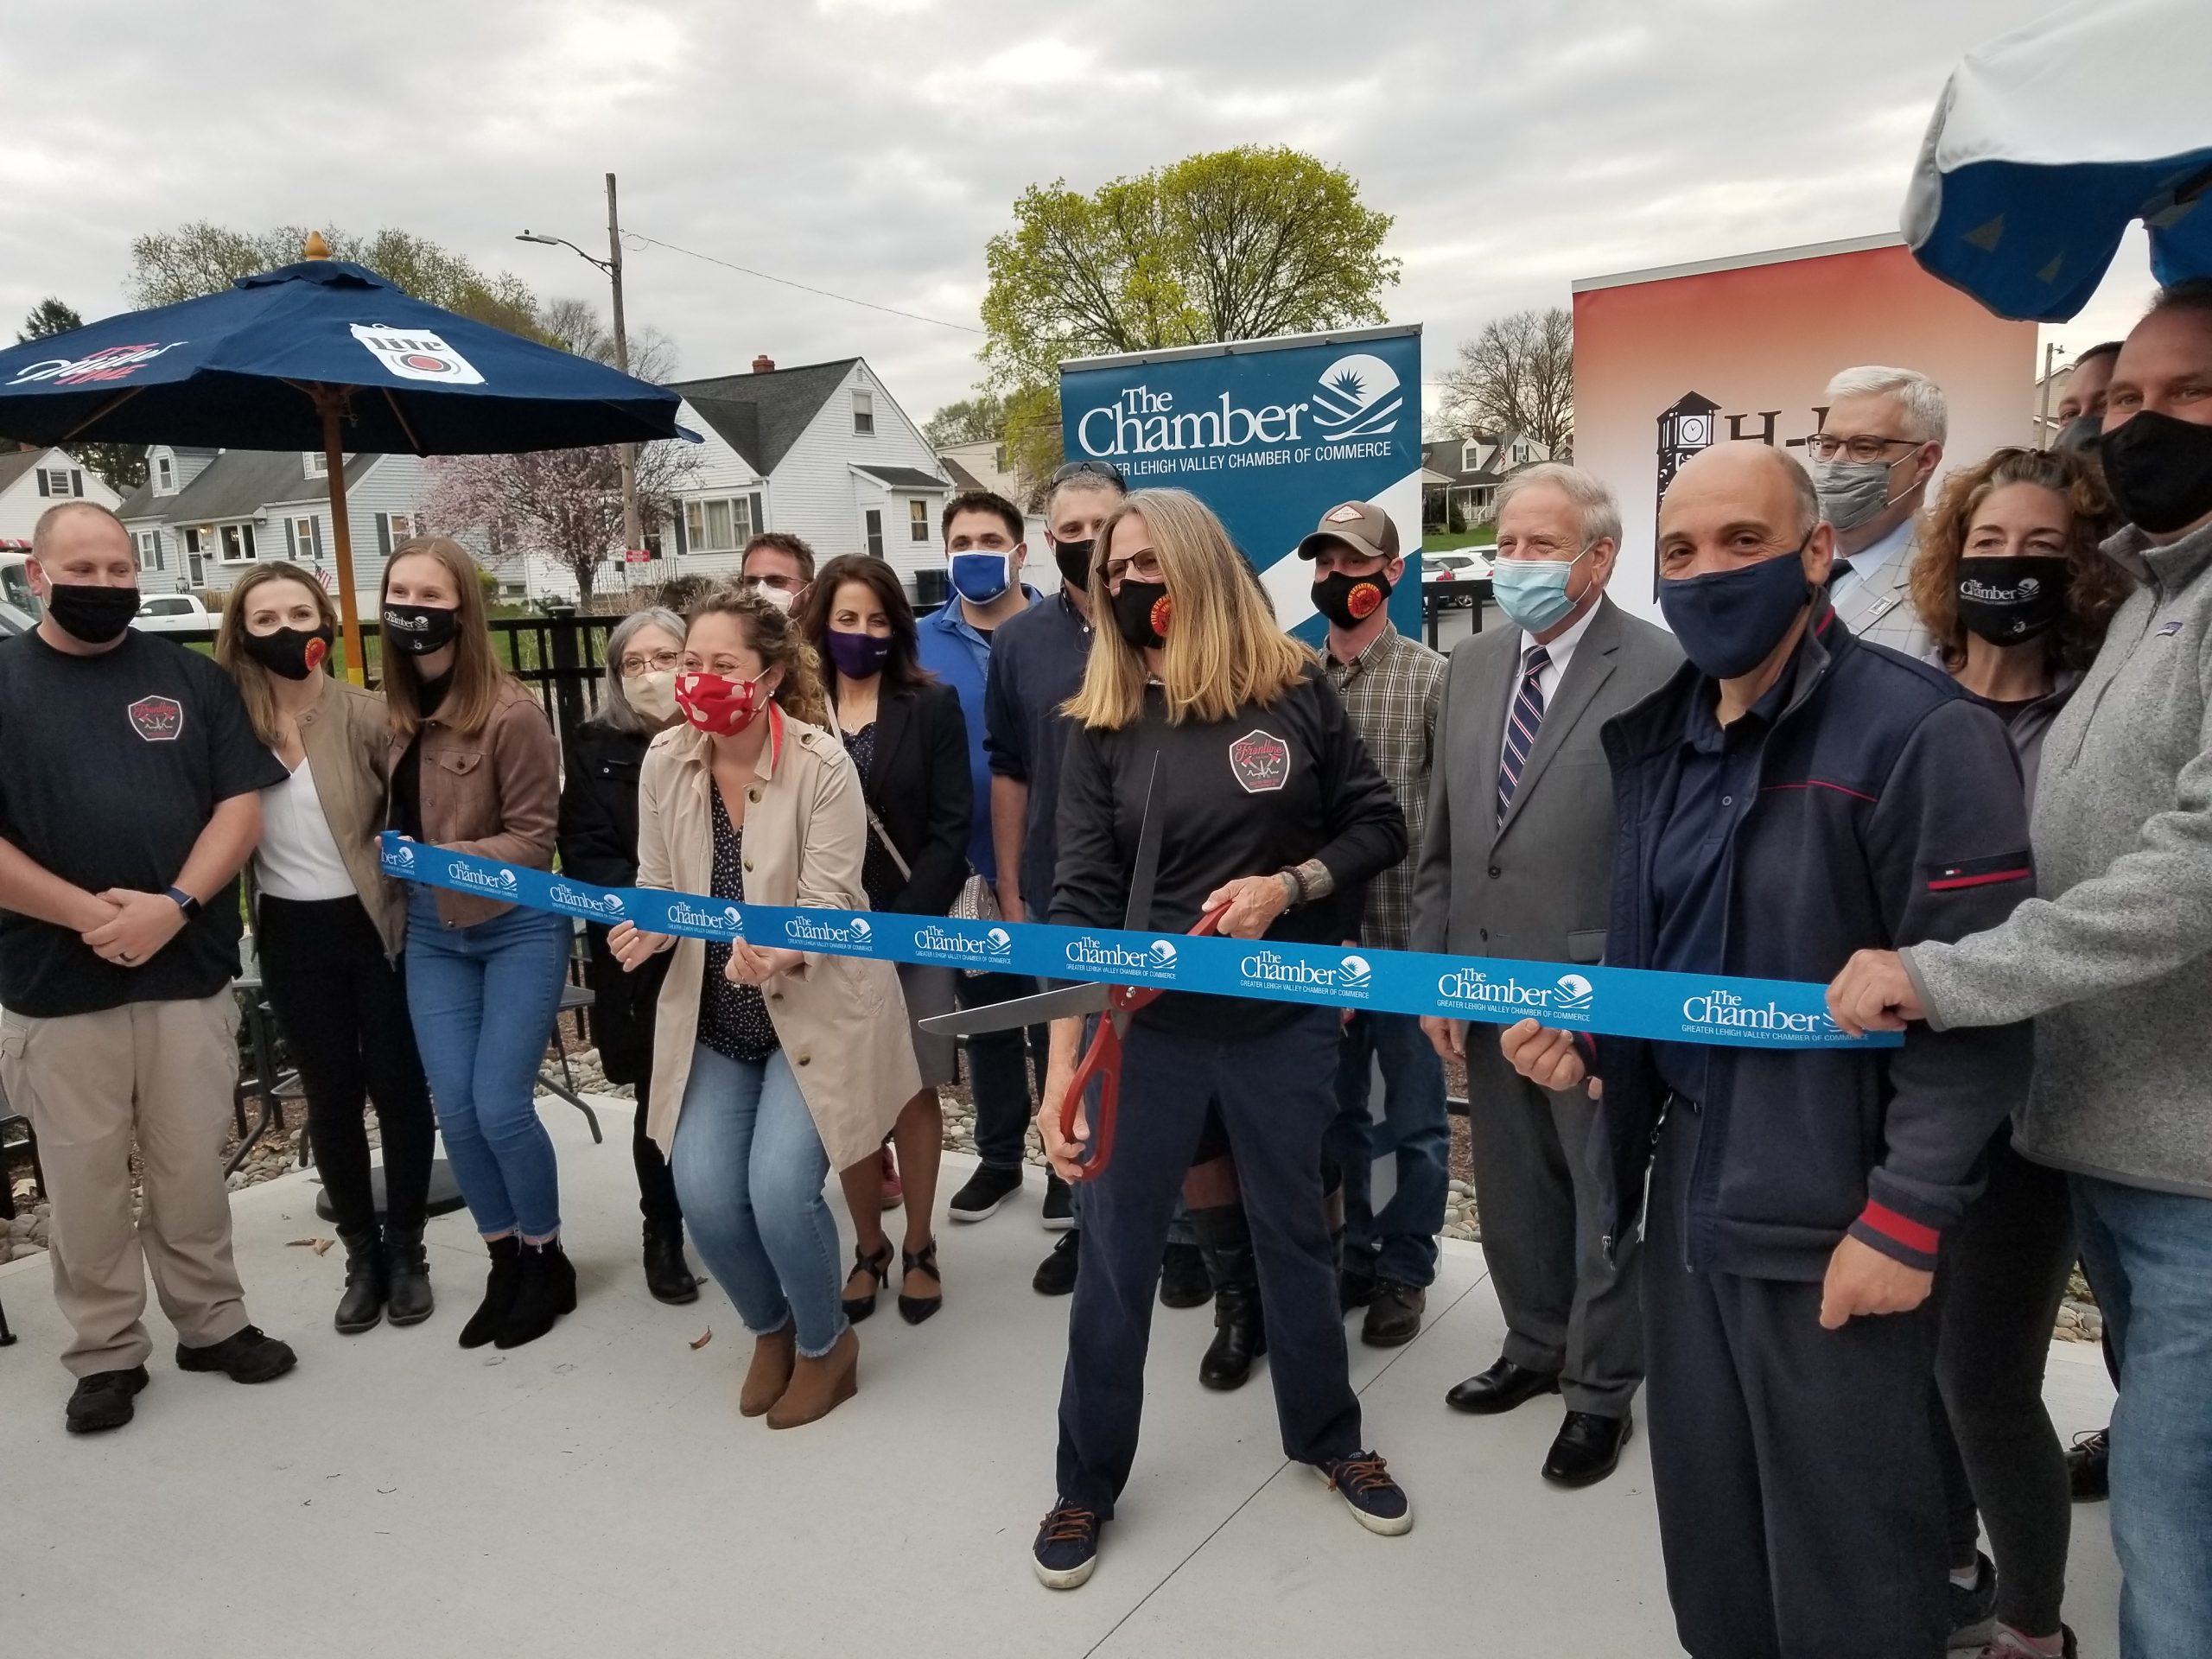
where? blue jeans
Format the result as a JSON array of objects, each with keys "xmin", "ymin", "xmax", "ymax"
[
  {"xmin": 2072, "ymin": 1173, "xmax": 2212, "ymax": 1658},
  {"xmin": 404, "ymin": 891, "xmax": 572, "ymax": 1240},
  {"xmin": 1325, "ymin": 1011, "xmax": 1450, "ymax": 1287},
  {"xmin": 671, "ymin": 1042, "xmax": 845, "ymax": 1358}
]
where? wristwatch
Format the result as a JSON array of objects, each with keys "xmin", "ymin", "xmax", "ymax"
[{"xmin": 166, "ymin": 885, "xmax": 203, "ymax": 919}]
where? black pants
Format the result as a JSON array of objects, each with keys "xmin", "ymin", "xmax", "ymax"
[
  {"xmin": 259, "ymin": 895, "xmax": 436, "ymax": 1235},
  {"xmin": 1643, "ymin": 1107, "xmax": 1947, "ymax": 1659},
  {"xmin": 1056, "ymin": 1007, "xmax": 1360, "ymax": 1516},
  {"xmin": 631, "ymin": 1076, "xmax": 682, "ymax": 1233},
  {"xmin": 960, "ymin": 969, "xmax": 1046, "ymax": 1172},
  {"xmin": 1932, "ymin": 1135, "xmax": 2075, "ymax": 1635}
]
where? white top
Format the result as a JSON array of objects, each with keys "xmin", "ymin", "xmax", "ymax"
[{"xmin": 256, "ymin": 756, "xmax": 357, "ymax": 903}]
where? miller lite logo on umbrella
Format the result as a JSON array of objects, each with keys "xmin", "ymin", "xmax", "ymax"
[{"xmin": 350, "ymin": 324, "xmax": 485, "ymax": 385}]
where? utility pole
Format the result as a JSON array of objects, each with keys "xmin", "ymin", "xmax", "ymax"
[
  {"xmin": 2037, "ymin": 340, "xmax": 2068, "ymax": 449},
  {"xmin": 607, "ymin": 172, "xmax": 643, "ymax": 557}
]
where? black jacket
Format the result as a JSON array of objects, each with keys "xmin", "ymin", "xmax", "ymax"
[
  {"xmin": 846, "ymin": 678, "xmax": 973, "ymax": 918},
  {"xmin": 1596, "ymin": 603, "xmax": 2035, "ymax": 1281},
  {"xmin": 557, "ymin": 720, "xmax": 667, "ymax": 1086}
]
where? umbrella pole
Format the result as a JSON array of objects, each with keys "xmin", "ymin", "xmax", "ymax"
[{"xmin": 318, "ymin": 393, "xmax": 366, "ymax": 685}]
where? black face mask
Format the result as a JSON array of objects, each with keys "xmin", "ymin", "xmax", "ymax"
[
  {"xmin": 1310, "ymin": 569, "xmax": 1392, "ymax": 630},
  {"xmin": 1052, "ymin": 537, "xmax": 1094, "ymax": 594},
  {"xmin": 243, "ymin": 625, "xmax": 334, "ymax": 681},
  {"xmin": 381, "ymin": 602, "xmax": 460, "ymax": 656},
  {"xmin": 1110, "ymin": 578, "xmax": 1172, "ymax": 651},
  {"xmin": 2054, "ymin": 414, "xmax": 2104, "ymax": 454},
  {"xmin": 1955, "ymin": 556, "xmax": 2069, "ymax": 646},
  {"xmin": 46, "ymin": 582, "xmax": 141, "ymax": 645},
  {"xmin": 2100, "ymin": 410, "xmax": 2212, "ymax": 536}
]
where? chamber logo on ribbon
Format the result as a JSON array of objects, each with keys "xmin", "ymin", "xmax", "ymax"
[
  {"xmin": 548, "ymin": 882, "xmax": 624, "ymax": 918},
  {"xmin": 1680, "ymin": 988, "xmax": 1830, "ymax": 1037},
  {"xmin": 1066, "ymin": 935, "xmax": 1173, "ymax": 979},
  {"xmin": 914, "ymin": 922, "xmax": 1015, "ymax": 966},
  {"xmin": 446, "ymin": 861, "xmax": 518, "ymax": 896},
  {"xmin": 1436, "ymin": 967, "xmax": 1596, "ymax": 1024},
  {"xmin": 669, "ymin": 899, "xmax": 745, "ymax": 937},
  {"xmin": 785, "ymin": 912, "xmax": 875, "ymax": 951},
  {"xmin": 1236, "ymin": 949, "xmax": 1374, "ymax": 1001}
]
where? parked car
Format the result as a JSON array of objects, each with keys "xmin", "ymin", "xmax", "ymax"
[
  {"xmin": 1421, "ymin": 549, "xmax": 1492, "ymax": 609},
  {"xmin": 131, "ymin": 592, "xmax": 215, "ymax": 634}
]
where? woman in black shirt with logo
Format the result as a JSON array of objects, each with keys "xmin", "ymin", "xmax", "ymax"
[{"xmin": 1028, "ymin": 487, "xmax": 1410, "ymax": 1592}]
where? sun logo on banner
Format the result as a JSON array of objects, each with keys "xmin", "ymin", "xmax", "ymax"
[
  {"xmin": 1311, "ymin": 354, "xmax": 1402, "ymax": 440},
  {"xmin": 1553, "ymin": 974, "xmax": 1596, "ymax": 1014}
]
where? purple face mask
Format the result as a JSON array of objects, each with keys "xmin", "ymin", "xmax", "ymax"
[{"xmin": 824, "ymin": 626, "xmax": 893, "ymax": 681}]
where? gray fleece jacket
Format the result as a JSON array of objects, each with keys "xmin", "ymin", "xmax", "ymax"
[{"xmin": 1903, "ymin": 517, "xmax": 2212, "ymax": 1198}]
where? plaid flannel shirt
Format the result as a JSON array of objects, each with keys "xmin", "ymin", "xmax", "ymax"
[{"xmin": 1323, "ymin": 626, "xmax": 1444, "ymax": 953}]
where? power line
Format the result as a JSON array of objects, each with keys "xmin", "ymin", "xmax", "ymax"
[{"xmin": 628, "ymin": 232, "xmax": 986, "ymax": 335}]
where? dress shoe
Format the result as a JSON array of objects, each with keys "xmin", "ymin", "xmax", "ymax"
[
  {"xmin": 740, "ymin": 1325, "xmax": 797, "ymax": 1416},
  {"xmin": 643, "ymin": 1223, "xmax": 700, "ymax": 1306},
  {"xmin": 334, "ymin": 1223, "xmax": 385, "ymax": 1334},
  {"xmin": 385, "ymin": 1224, "xmax": 435, "ymax": 1325},
  {"xmin": 1361, "ymin": 1281, "xmax": 1424, "ymax": 1347},
  {"xmin": 766, "ymin": 1325, "xmax": 858, "ymax": 1428},
  {"xmin": 1541, "ymin": 1409, "xmax": 1632, "ymax": 1488},
  {"xmin": 1445, "ymin": 1356, "xmax": 1560, "ymax": 1415},
  {"xmin": 2067, "ymin": 1427, "xmax": 2109, "ymax": 1502}
]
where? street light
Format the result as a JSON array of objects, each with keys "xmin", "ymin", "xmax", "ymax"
[{"xmin": 517, "ymin": 171, "xmax": 643, "ymax": 559}]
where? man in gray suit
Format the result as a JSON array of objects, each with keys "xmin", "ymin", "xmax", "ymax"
[
  {"xmin": 1412, "ymin": 462, "xmax": 1680, "ymax": 1489},
  {"xmin": 1809, "ymin": 365, "xmax": 1947, "ymax": 659}
]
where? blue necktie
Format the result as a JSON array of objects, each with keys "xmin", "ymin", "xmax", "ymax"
[{"xmin": 1497, "ymin": 644, "xmax": 1550, "ymax": 824}]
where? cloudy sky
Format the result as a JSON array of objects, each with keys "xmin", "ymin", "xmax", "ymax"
[{"xmin": 4, "ymin": 0, "xmax": 2152, "ymax": 424}]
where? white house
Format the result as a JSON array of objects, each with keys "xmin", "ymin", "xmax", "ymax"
[
  {"xmin": 0, "ymin": 447, "xmax": 126, "ymax": 545},
  {"xmin": 661, "ymin": 356, "xmax": 953, "ymax": 596}
]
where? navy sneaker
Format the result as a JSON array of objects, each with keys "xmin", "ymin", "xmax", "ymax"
[
  {"xmin": 1948, "ymin": 1550, "xmax": 1997, "ymax": 1650},
  {"xmin": 1032, "ymin": 1503, "xmax": 1102, "ymax": 1590},
  {"xmin": 1315, "ymin": 1451, "xmax": 1413, "ymax": 1536}
]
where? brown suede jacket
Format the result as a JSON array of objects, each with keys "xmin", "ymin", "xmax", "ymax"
[{"xmin": 385, "ymin": 677, "xmax": 560, "ymax": 928}]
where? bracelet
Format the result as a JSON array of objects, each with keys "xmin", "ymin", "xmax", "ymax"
[{"xmin": 1292, "ymin": 858, "xmax": 1335, "ymax": 902}]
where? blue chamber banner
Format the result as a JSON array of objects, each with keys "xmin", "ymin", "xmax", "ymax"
[{"xmin": 1058, "ymin": 325, "xmax": 1425, "ymax": 645}]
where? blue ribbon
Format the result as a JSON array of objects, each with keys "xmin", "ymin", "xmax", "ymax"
[{"xmin": 379, "ymin": 834, "xmax": 1897, "ymax": 1051}]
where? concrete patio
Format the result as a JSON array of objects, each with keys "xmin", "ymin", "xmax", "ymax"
[{"xmin": 1, "ymin": 1094, "xmax": 2123, "ymax": 1657}]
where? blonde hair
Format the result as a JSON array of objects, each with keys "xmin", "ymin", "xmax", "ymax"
[
  {"xmin": 686, "ymin": 584, "xmax": 831, "ymax": 729},
  {"xmin": 379, "ymin": 536, "xmax": 506, "ymax": 737},
  {"xmin": 215, "ymin": 561, "xmax": 340, "ymax": 747},
  {"xmin": 1066, "ymin": 488, "xmax": 1314, "ymax": 730}
]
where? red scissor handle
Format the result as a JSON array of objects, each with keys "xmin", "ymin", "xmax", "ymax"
[{"xmin": 1059, "ymin": 901, "xmax": 1230, "ymax": 1182}]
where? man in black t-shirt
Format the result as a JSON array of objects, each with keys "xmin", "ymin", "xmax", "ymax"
[{"xmin": 0, "ymin": 502, "xmax": 296, "ymax": 1434}]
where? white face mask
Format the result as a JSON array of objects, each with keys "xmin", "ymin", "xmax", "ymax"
[
  {"xmin": 625, "ymin": 668, "xmax": 678, "ymax": 723},
  {"xmin": 746, "ymin": 578, "xmax": 797, "ymax": 613}
]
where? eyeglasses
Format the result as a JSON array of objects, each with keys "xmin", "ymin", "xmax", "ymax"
[
  {"xmin": 1052, "ymin": 459, "xmax": 1128, "ymax": 487},
  {"xmin": 1103, "ymin": 552, "xmax": 1164, "ymax": 585},
  {"xmin": 619, "ymin": 648, "xmax": 680, "ymax": 676},
  {"xmin": 1805, "ymin": 433, "xmax": 1923, "ymax": 463}
]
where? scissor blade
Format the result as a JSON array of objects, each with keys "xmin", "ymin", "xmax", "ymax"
[
  {"xmin": 1122, "ymin": 751, "xmax": 1164, "ymax": 933},
  {"xmin": 917, "ymin": 981, "xmax": 1111, "ymax": 1036}
]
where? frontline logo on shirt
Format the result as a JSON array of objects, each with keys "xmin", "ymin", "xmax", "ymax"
[
  {"xmin": 1229, "ymin": 729, "xmax": 1290, "ymax": 793},
  {"xmin": 127, "ymin": 695, "xmax": 185, "ymax": 741}
]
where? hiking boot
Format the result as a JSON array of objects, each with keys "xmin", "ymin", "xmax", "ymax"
[
  {"xmin": 175, "ymin": 1325, "xmax": 297, "ymax": 1384},
  {"xmin": 1361, "ymin": 1281, "xmax": 1425, "ymax": 1347},
  {"xmin": 65, "ymin": 1365, "xmax": 149, "ymax": 1434}
]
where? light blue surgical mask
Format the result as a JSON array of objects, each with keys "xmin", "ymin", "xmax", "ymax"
[
  {"xmin": 1490, "ymin": 547, "xmax": 1588, "ymax": 634},
  {"xmin": 949, "ymin": 550, "xmax": 1013, "ymax": 604}
]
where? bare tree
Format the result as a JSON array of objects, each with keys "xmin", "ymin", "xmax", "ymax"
[{"xmin": 1439, "ymin": 307, "xmax": 1574, "ymax": 461}]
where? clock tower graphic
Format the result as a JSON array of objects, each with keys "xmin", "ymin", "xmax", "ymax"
[{"xmin": 1656, "ymin": 390, "xmax": 1722, "ymax": 504}]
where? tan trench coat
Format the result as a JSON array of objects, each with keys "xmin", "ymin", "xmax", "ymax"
[{"xmin": 637, "ymin": 709, "xmax": 918, "ymax": 1171}]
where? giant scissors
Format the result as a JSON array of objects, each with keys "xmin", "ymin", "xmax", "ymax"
[{"xmin": 919, "ymin": 755, "xmax": 1224, "ymax": 1182}]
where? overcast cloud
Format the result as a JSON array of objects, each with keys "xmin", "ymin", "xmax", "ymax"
[{"xmin": 2, "ymin": 0, "xmax": 2154, "ymax": 423}]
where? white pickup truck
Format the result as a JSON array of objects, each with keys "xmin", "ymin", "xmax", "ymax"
[{"xmin": 131, "ymin": 592, "xmax": 216, "ymax": 634}]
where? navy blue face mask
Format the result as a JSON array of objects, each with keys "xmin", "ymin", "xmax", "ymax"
[{"xmin": 1657, "ymin": 536, "xmax": 1814, "ymax": 680}]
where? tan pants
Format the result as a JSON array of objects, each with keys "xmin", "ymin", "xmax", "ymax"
[{"xmin": 0, "ymin": 994, "xmax": 250, "ymax": 1376}]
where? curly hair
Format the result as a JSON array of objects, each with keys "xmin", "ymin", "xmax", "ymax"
[
  {"xmin": 1910, "ymin": 447, "xmax": 2132, "ymax": 675},
  {"xmin": 685, "ymin": 583, "xmax": 831, "ymax": 729}
]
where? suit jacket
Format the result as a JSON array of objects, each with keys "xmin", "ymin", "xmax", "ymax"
[
  {"xmin": 1410, "ymin": 595, "xmax": 1681, "ymax": 966},
  {"xmin": 847, "ymin": 678, "xmax": 972, "ymax": 918},
  {"xmin": 1832, "ymin": 531, "xmax": 1932, "ymax": 659}
]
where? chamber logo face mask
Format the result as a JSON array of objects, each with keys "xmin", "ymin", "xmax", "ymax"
[
  {"xmin": 1955, "ymin": 556, "xmax": 2069, "ymax": 645},
  {"xmin": 381, "ymin": 602, "xmax": 460, "ymax": 655},
  {"xmin": 675, "ymin": 670, "xmax": 772, "ymax": 736}
]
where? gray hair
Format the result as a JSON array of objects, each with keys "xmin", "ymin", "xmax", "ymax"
[
  {"xmin": 1824, "ymin": 365, "xmax": 1948, "ymax": 444},
  {"xmin": 594, "ymin": 607, "xmax": 688, "ymax": 733},
  {"xmin": 1495, "ymin": 462, "xmax": 1624, "ymax": 554}
]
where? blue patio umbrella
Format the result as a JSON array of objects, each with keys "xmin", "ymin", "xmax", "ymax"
[
  {"xmin": 1902, "ymin": 0, "xmax": 2212, "ymax": 323},
  {"xmin": 0, "ymin": 234, "xmax": 690, "ymax": 677}
]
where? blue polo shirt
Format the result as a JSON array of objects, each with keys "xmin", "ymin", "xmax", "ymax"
[
  {"xmin": 916, "ymin": 585, "xmax": 1040, "ymax": 881},
  {"xmin": 1649, "ymin": 652, "xmax": 1799, "ymax": 1103}
]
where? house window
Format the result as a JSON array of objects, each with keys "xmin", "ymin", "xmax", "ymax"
[
  {"xmin": 852, "ymin": 391, "xmax": 874, "ymax": 436},
  {"xmin": 865, "ymin": 508, "xmax": 884, "ymax": 559},
  {"xmin": 909, "ymin": 499, "xmax": 931, "ymax": 543},
  {"xmin": 39, "ymin": 468, "xmax": 78, "ymax": 498},
  {"xmin": 218, "ymin": 523, "xmax": 257, "ymax": 563},
  {"xmin": 1513, "ymin": 442, "xmax": 1532, "ymax": 465},
  {"xmin": 375, "ymin": 512, "xmax": 417, "ymax": 552},
  {"xmin": 292, "ymin": 517, "xmax": 319, "ymax": 559},
  {"xmin": 304, "ymin": 452, "xmax": 327, "ymax": 479},
  {"xmin": 135, "ymin": 531, "xmax": 165, "ymax": 572},
  {"xmin": 683, "ymin": 496, "xmax": 755, "ymax": 553},
  {"xmin": 155, "ymin": 455, "xmax": 175, "ymax": 494}
]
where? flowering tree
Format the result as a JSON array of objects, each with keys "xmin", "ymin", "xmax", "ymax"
[{"xmin": 423, "ymin": 441, "xmax": 695, "ymax": 607}]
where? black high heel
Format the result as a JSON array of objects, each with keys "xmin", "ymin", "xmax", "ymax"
[
  {"xmin": 842, "ymin": 1238, "xmax": 894, "ymax": 1323},
  {"xmin": 898, "ymin": 1240, "xmax": 943, "ymax": 1325}
]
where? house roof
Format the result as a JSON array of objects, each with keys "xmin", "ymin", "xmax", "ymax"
[
  {"xmin": 668, "ymin": 359, "xmax": 861, "ymax": 478},
  {"xmin": 854, "ymin": 463, "xmax": 946, "ymax": 491},
  {"xmin": 1420, "ymin": 439, "xmax": 1502, "ymax": 488},
  {"xmin": 118, "ymin": 450, "xmax": 378, "ymax": 524},
  {"xmin": 0, "ymin": 448, "xmax": 46, "ymax": 496},
  {"xmin": 939, "ymin": 454, "xmax": 988, "ymax": 493}
]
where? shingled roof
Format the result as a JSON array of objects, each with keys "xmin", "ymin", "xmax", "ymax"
[
  {"xmin": 117, "ymin": 450, "xmax": 379, "ymax": 523},
  {"xmin": 668, "ymin": 359, "xmax": 861, "ymax": 477}
]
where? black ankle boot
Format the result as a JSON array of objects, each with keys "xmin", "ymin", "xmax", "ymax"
[
  {"xmin": 385, "ymin": 1224, "xmax": 435, "ymax": 1326},
  {"xmin": 1192, "ymin": 1205, "xmax": 1266, "ymax": 1391},
  {"xmin": 334, "ymin": 1224, "xmax": 385, "ymax": 1334},
  {"xmin": 458, "ymin": 1235, "xmax": 524, "ymax": 1350},
  {"xmin": 495, "ymin": 1237, "xmax": 578, "ymax": 1350},
  {"xmin": 642, "ymin": 1222, "xmax": 699, "ymax": 1306}
]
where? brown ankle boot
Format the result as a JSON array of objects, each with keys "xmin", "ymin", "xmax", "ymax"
[
  {"xmin": 766, "ymin": 1325, "xmax": 858, "ymax": 1429},
  {"xmin": 739, "ymin": 1325, "xmax": 798, "ymax": 1418}
]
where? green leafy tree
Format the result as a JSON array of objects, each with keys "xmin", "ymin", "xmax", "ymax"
[
  {"xmin": 14, "ymin": 297, "xmax": 148, "ymax": 489},
  {"xmin": 923, "ymin": 391, "xmax": 1007, "ymax": 448}
]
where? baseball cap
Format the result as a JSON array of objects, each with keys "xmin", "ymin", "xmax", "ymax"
[{"xmin": 1295, "ymin": 499, "xmax": 1401, "ymax": 562}]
